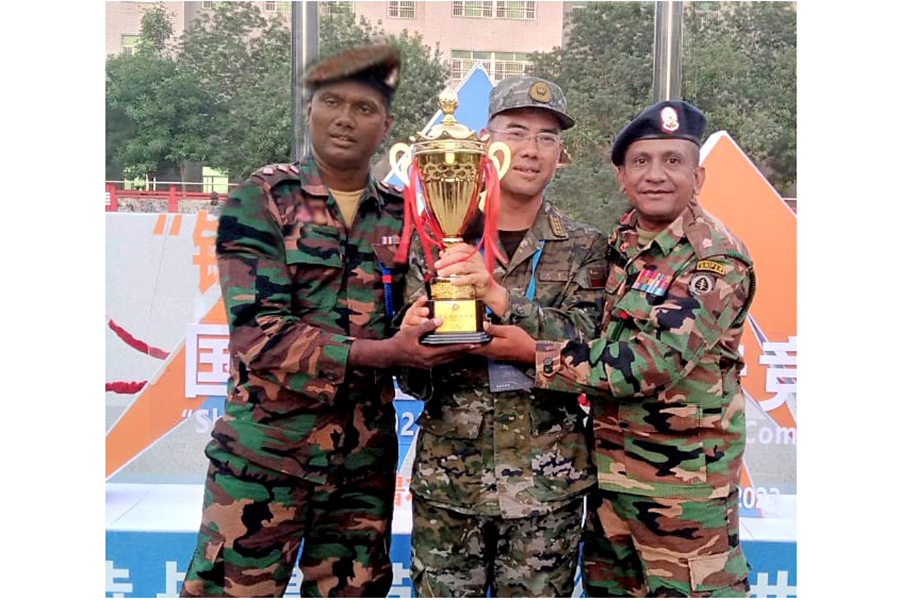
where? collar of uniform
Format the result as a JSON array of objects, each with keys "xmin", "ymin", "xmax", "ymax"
[
  {"xmin": 296, "ymin": 154, "xmax": 384, "ymax": 213},
  {"xmin": 616, "ymin": 200, "xmax": 699, "ymax": 257}
]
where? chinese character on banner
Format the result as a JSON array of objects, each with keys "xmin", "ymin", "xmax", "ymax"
[
  {"xmin": 756, "ymin": 336, "xmax": 797, "ymax": 411},
  {"xmin": 193, "ymin": 210, "xmax": 219, "ymax": 294},
  {"xmin": 185, "ymin": 323, "xmax": 230, "ymax": 397},
  {"xmin": 394, "ymin": 475, "xmax": 412, "ymax": 508}
]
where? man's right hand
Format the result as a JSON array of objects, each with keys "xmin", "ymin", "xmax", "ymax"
[{"xmin": 350, "ymin": 312, "xmax": 476, "ymax": 370}]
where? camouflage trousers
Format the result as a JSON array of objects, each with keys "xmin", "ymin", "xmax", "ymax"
[
  {"xmin": 410, "ymin": 495, "xmax": 584, "ymax": 597},
  {"xmin": 179, "ymin": 446, "xmax": 395, "ymax": 598},
  {"xmin": 580, "ymin": 488, "xmax": 750, "ymax": 598}
]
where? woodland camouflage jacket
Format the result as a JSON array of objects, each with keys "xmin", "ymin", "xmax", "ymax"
[
  {"xmin": 208, "ymin": 155, "xmax": 407, "ymax": 485},
  {"xmin": 535, "ymin": 200, "xmax": 756, "ymax": 499}
]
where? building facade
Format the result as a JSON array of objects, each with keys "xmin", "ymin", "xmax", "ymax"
[{"xmin": 106, "ymin": 1, "xmax": 576, "ymax": 84}]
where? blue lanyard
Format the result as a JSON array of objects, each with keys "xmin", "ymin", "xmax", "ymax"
[
  {"xmin": 378, "ymin": 260, "xmax": 394, "ymax": 320},
  {"xmin": 524, "ymin": 240, "xmax": 546, "ymax": 300},
  {"xmin": 483, "ymin": 238, "xmax": 545, "ymax": 317}
]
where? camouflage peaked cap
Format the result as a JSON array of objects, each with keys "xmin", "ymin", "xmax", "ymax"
[
  {"xmin": 488, "ymin": 76, "xmax": 575, "ymax": 130},
  {"xmin": 303, "ymin": 42, "xmax": 401, "ymax": 106},
  {"xmin": 611, "ymin": 100, "xmax": 706, "ymax": 165}
]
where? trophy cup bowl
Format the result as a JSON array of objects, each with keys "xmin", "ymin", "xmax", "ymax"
[{"xmin": 390, "ymin": 88, "xmax": 509, "ymax": 345}]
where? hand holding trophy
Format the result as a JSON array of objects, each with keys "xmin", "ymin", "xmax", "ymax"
[{"xmin": 392, "ymin": 88, "xmax": 510, "ymax": 345}]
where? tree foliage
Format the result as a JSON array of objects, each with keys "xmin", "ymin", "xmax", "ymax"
[
  {"xmin": 106, "ymin": 2, "xmax": 448, "ymax": 182},
  {"xmin": 529, "ymin": 1, "xmax": 796, "ymax": 235},
  {"xmin": 105, "ymin": 4, "xmax": 212, "ymax": 181},
  {"xmin": 177, "ymin": 2, "xmax": 293, "ymax": 179}
]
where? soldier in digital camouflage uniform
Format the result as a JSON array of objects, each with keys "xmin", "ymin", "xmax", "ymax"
[
  {"xmin": 481, "ymin": 100, "xmax": 756, "ymax": 597},
  {"xmin": 179, "ymin": 43, "xmax": 472, "ymax": 598},
  {"xmin": 398, "ymin": 76, "xmax": 608, "ymax": 597}
]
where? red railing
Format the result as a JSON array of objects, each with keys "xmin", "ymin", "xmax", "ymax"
[{"xmin": 105, "ymin": 181, "xmax": 237, "ymax": 212}]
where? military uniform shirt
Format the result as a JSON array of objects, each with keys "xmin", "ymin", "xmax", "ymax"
[
  {"xmin": 535, "ymin": 200, "xmax": 755, "ymax": 499},
  {"xmin": 208, "ymin": 155, "xmax": 407, "ymax": 485},
  {"xmin": 401, "ymin": 200, "xmax": 606, "ymax": 518}
]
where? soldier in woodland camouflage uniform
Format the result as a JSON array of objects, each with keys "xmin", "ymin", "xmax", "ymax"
[
  {"xmin": 179, "ymin": 44, "xmax": 471, "ymax": 598},
  {"xmin": 482, "ymin": 100, "xmax": 756, "ymax": 597},
  {"xmin": 398, "ymin": 76, "xmax": 607, "ymax": 597}
]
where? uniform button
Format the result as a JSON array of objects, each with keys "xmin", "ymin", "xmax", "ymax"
[
  {"xmin": 317, "ymin": 392, "xmax": 328, "ymax": 401},
  {"xmin": 543, "ymin": 357, "xmax": 554, "ymax": 374},
  {"xmin": 619, "ymin": 422, "xmax": 629, "ymax": 428},
  {"xmin": 326, "ymin": 373, "xmax": 336, "ymax": 381},
  {"xmin": 516, "ymin": 306, "xmax": 526, "ymax": 316}
]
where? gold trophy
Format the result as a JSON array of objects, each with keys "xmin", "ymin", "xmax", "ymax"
[{"xmin": 391, "ymin": 88, "xmax": 510, "ymax": 345}]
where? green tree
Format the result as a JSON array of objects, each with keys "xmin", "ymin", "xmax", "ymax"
[
  {"xmin": 105, "ymin": 4, "xmax": 213, "ymax": 182},
  {"xmin": 106, "ymin": 2, "xmax": 448, "ymax": 182},
  {"xmin": 683, "ymin": 2, "xmax": 797, "ymax": 193},
  {"xmin": 176, "ymin": 2, "xmax": 292, "ymax": 179},
  {"xmin": 529, "ymin": 1, "xmax": 655, "ymax": 234},
  {"xmin": 528, "ymin": 1, "xmax": 797, "ymax": 234},
  {"xmin": 137, "ymin": 2, "xmax": 175, "ymax": 56}
]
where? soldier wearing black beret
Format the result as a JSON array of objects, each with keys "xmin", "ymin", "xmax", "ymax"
[
  {"xmin": 180, "ymin": 42, "xmax": 472, "ymax": 598},
  {"xmin": 471, "ymin": 98, "xmax": 757, "ymax": 596}
]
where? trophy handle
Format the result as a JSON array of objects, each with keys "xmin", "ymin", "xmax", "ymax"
[
  {"xmin": 487, "ymin": 141, "xmax": 511, "ymax": 180},
  {"xmin": 389, "ymin": 142, "xmax": 412, "ymax": 187}
]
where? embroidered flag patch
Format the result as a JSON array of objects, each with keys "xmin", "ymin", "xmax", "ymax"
[{"xmin": 632, "ymin": 267, "xmax": 672, "ymax": 296}]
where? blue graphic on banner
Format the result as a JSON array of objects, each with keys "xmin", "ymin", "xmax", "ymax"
[{"xmin": 106, "ymin": 530, "xmax": 795, "ymax": 597}]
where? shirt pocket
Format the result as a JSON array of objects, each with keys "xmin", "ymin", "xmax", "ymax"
[
  {"xmin": 619, "ymin": 397, "xmax": 707, "ymax": 488},
  {"xmin": 413, "ymin": 405, "xmax": 486, "ymax": 500},
  {"xmin": 285, "ymin": 224, "xmax": 344, "ymax": 313}
]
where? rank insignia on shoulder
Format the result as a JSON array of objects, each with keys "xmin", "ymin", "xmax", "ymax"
[
  {"xmin": 696, "ymin": 260, "xmax": 727, "ymax": 275},
  {"xmin": 550, "ymin": 214, "xmax": 566, "ymax": 237},
  {"xmin": 632, "ymin": 267, "xmax": 672, "ymax": 296},
  {"xmin": 689, "ymin": 273, "xmax": 716, "ymax": 296}
]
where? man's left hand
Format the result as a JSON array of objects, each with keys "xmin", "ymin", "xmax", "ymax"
[{"xmin": 469, "ymin": 323, "xmax": 536, "ymax": 364}]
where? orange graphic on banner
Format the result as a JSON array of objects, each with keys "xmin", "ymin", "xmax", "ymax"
[
  {"xmin": 193, "ymin": 210, "xmax": 219, "ymax": 294},
  {"xmin": 105, "ymin": 300, "xmax": 226, "ymax": 478},
  {"xmin": 106, "ymin": 211, "xmax": 225, "ymax": 479},
  {"xmin": 698, "ymin": 131, "xmax": 797, "ymax": 503}
]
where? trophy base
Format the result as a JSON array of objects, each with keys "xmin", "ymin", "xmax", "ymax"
[
  {"xmin": 422, "ymin": 298, "xmax": 491, "ymax": 345},
  {"xmin": 420, "ymin": 331, "xmax": 492, "ymax": 346}
]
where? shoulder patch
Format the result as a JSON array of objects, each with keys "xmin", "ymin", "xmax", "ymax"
[
  {"xmin": 688, "ymin": 273, "xmax": 716, "ymax": 296},
  {"xmin": 696, "ymin": 259, "xmax": 727, "ymax": 276}
]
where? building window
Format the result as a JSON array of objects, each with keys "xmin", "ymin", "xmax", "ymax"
[
  {"xmin": 388, "ymin": 1, "xmax": 416, "ymax": 18},
  {"xmin": 201, "ymin": 1, "xmax": 214, "ymax": 9},
  {"xmin": 451, "ymin": 50, "xmax": 532, "ymax": 82},
  {"xmin": 451, "ymin": 1, "xmax": 535, "ymax": 19},
  {"xmin": 264, "ymin": 1, "xmax": 290, "ymax": 13},
  {"xmin": 495, "ymin": 1, "xmax": 535, "ymax": 19},
  {"xmin": 321, "ymin": 1, "xmax": 355, "ymax": 16},
  {"xmin": 121, "ymin": 34, "xmax": 139, "ymax": 55}
]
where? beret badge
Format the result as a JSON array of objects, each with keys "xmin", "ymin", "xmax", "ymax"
[{"xmin": 660, "ymin": 106, "xmax": 680, "ymax": 133}]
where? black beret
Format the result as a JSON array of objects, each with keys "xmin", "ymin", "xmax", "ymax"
[
  {"xmin": 303, "ymin": 43, "xmax": 401, "ymax": 105},
  {"xmin": 611, "ymin": 100, "xmax": 707, "ymax": 166}
]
